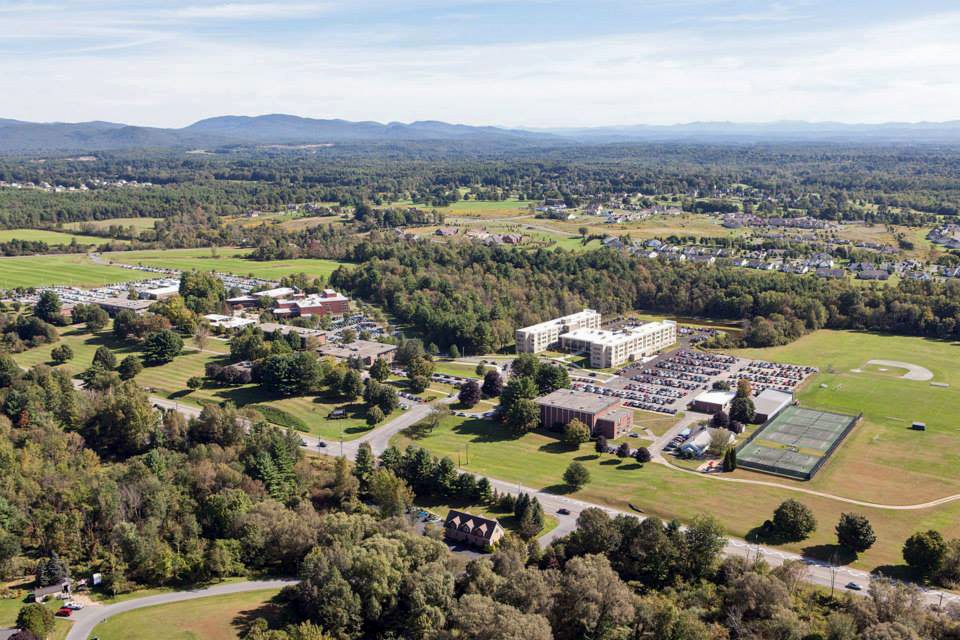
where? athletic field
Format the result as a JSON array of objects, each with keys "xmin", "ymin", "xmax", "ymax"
[{"xmin": 737, "ymin": 406, "xmax": 859, "ymax": 480}]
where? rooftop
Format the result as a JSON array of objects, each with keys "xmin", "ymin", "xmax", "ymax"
[
  {"xmin": 319, "ymin": 339, "xmax": 397, "ymax": 360},
  {"xmin": 518, "ymin": 309, "xmax": 599, "ymax": 333},
  {"xmin": 562, "ymin": 321, "xmax": 676, "ymax": 347},
  {"xmin": 536, "ymin": 388, "xmax": 620, "ymax": 414}
]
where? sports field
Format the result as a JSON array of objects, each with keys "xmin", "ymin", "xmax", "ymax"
[
  {"xmin": 732, "ymin": 330, "xmax": 960, "ymax": 504},
  {"xmin": 91, "ymin": 588, "xmax": 282, "ymax": 640},
  {"xmin": 101, "ymin": 247, "xmax": 349, "ymax": 281},
  {"xmin": 0, "ymin": 254, "xmax": 146, "ymax": 288},
  {"xmin": 390, "ymin": 413, "xmax": 960, "ymax": 569},
  {"xmin": 737, "ymin": 406, "xmax": 859, "ymax": 480}
]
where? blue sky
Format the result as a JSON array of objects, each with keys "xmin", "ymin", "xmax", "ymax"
[{"xmin": 3, "ymin": 0, "xmax": 959, "ymax": 127}]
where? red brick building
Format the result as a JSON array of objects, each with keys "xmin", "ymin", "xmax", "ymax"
[
  {"xmin": 274, "ymin": 289, "xmax": 350, "ymax": 318},
  {"xmin": 536, "ymin": 389, "xmax": 633, "ymax": 439}
]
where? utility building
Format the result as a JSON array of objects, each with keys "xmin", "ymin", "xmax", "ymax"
[{"xmin": 536, "ymin": 388, "xmax": 633, "ymax": 438}]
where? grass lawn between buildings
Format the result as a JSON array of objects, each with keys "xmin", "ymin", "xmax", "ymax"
[
  {"xmin": 11, "ymin": 324, "xmax": 395, "ymax": 441},
  {"xmin": 91, "ymin": 588, "xmax": 283, "ymax": 640},
  {"xmin": 389, "ymin": 402, "xmax": 960, "ymax": 572}
]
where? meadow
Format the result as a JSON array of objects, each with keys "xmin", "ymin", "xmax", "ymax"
[
  {"xmin": 63, "ymin": 216, "xmax": 161, "ymax": 232},
  {"xmin": 0, "ymin": 228, "xmax": 106, "ymax": 245},
  {"xmin": 390, "ymin": 396, "xmax": 960, "ymax": 571},
  {"xmin": 732, "ymin": 330, "xmax": 960, "ymax": 504},
  {"xmin": 101, "ymin": 247, "xmax": 349, "ymax": 281},
  {"xmin": 0, "ymin": 254, "xmax": 146, "ymax": 288},
  {"xmin": 91, "ymin": 589, "xmax": 283, "ymax": 640}
]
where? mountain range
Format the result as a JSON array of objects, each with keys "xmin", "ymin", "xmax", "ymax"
[{"xmin": 2, "ymin": 114, "xmax": 960, "ymax": 153}]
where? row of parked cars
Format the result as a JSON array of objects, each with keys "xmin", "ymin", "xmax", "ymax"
[{"xmin": 661, "ymin": 428, "xmax": 693, "ymax": 455}]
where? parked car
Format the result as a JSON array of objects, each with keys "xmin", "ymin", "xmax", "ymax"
[
  {"xmin": 56, "ymin": 608, "xmax": 73, "ymax": 617},
  {"xmin": 557, "ymin": 508, "xmax": 571, "ymax": 515},
  {"xmin": 845, "ymin": 582, "xmax": 862, "ymax": 591},
  {"xmin": 65, "ymin": 601, "xmax": 85, "ymax": 610}
]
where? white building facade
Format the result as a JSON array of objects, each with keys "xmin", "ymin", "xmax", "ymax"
[
  {"xmin": 515, "ymin": 309, "xmax": 601, "ymax": 353},
  {"xmin": 560, "ymin": 321, "xmax": 677, "ymax": 368}
]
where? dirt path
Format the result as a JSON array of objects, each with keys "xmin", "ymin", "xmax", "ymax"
[{"xmin": 865, "ymin": 359, "xmax": 934, "ymax": 381}]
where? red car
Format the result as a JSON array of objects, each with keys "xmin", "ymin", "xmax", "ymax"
[{"xmin": 56, "ymin": 607, "xmax": 73, "ymax": 617}]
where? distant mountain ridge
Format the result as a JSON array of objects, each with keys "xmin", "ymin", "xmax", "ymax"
[{"xmin": 2, "ymin": 114, "xmax": 960, "ymax": 153}]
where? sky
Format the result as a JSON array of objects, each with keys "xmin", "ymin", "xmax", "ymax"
[{"xmin": 2, "ymin": 0, "xmax": 960, "ymax": 128}]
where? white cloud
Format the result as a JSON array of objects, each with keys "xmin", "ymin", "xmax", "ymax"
[{"xmin": 2, "ymin": 5, "xmax": 959, "ymax": 127}]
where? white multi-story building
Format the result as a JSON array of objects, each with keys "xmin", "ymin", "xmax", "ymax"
[
  {"xmin": 515, "ymin": 309, "xmax": 601, "ymax": 353},
  {"xmin": 559, "ymin": 321, "xmax": 677, "ymax": 368}
]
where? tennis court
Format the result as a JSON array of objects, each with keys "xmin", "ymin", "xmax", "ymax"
[{"xmin": 737, "ymin": 406, "xmax": 859, "ymax": 480}]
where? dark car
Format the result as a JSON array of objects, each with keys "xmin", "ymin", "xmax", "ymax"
[
  {"xmin": 845, "ymin": 582, "xmax": 862, "ymax": 591},
  {"xmin": 557, "ymin": 508, "xmax": 571, "ymax": 515},
  {"xmin": 317, "ymin": 441, "xmax": 328, "ymax": 448}
]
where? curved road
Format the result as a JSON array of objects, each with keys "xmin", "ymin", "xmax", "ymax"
[{"xmin": 65, "ymin": 579, "xmax": 296, "ymax": 640}]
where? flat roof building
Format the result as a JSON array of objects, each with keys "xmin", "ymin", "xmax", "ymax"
[
  {"xmin": 753, "ymin": 389, "xmax": 793, "ymax": 423},
  {"xmin": 536, "ymin": 388, "xmax": 633, "ymax": 439},
  {"xmin": 319, "ymin": 339, "xmax": 397, "ymax": 366},
  {"xmin": 259, "ymin": 322, "xmax": 328, "ymax": 343},
  {"xmin": 203, "ymin": 314, "xmax": 258, "ymax": 330},
  {"xmin": 140, "ymin": 284, "xmax": 181, "ymax": 300},
  {"xmin": 95, "ymin": 297, "xmax": 154, "ymax": 316},
  {"xmin": 690, "ymin": 390, "xmax": 736, "ymax": 415},
  {"xmin": 516, "ymin": 309, "xmax": 601, "ymax": 354},
  {"xmin": 559, "ymin": 321, "xmax": 677, "ymax": 368},
  {"xmin": 274, "ymin": 290, "xmax": 350, "ymax": 318}
]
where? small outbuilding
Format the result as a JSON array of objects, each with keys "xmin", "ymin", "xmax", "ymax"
[
  {"xmin": 911, "ymin": 422, "xmax": 927, "ymax": 431},
  {"xmin": 753, "ymin": 389, "xmax": 794, "ymax": 423}
]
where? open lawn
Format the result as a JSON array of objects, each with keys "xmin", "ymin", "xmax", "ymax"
[
  {"xmin": 393, "ymin": 197, "xmax": 536, "ymax": 219},
  {"xmin": 731, "ymin": 330, "xmax": 960, "ymax": 504},
  {"xmin": 0, "ymin": 228, "xmax": 108, "ymax": 245},
  {"xmin": 389, "ymin": 411, "xmax": 960, "ymax": 571},
  {"xmin": 12, "ymin": 324, "xmax": 392, "ymax": 440},
  {"xmin": 548, "ymin": 212, "xmax": 742, "ymax": 241},
  {"xmin": 0, "ymin": 254, "xmax": 145, "ymax": 288},
  {"xmin": 63, "ymin": 217, "xmax": 160, "ymax": 232},
  {"xmin": 100, "ymin": 247, "xmax": 350, "ymax": 281},
  {"xmin": 91, "ymin": 588, "xmax": 283, "ymax": 640}
]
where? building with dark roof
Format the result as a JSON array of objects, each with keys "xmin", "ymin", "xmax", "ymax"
[
  {"xmin": 443, "ymin": 510, "xmax": 505, "ymax": 549},
  {"xmin": 536, "ymin": 388, "xmax": 633, "ymax": 438}
]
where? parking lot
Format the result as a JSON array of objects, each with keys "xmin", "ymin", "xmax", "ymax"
[{"xmin": 572, "ymin": 349, "xmax": 817, "ymax": 415}]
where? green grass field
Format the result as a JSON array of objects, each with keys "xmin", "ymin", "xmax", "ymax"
[
  {"xmin": 390, "ymin": 403, "xmax": 960, "ymax": 570},
  {"xmin": 0, "ymin": 228, "xmax": 107, "ymax": 245},
  {"xmin": 101, "ymin": 247, "xmax": 350, "ymax": 281},
  {"xmin": 63, "ymin": 217, "xmax": 161, "ymax": 232},
  {"xmin": 0, "ymin": 254, "xmax": 147, "ymax": 288},
  {"xmin": 91, "ymin": 588, "xmax": 282, "ymax": 640},
  {"xmin": 12, "ymin": 324, "xmax": 392, "ymax": 440},
  {"xmin": 732, "ymin": 330, "xmax": 960, "ymax": 504},
  {"xmin": 392, "ymin": 197, "xmax": 537, "ymax": 219}
]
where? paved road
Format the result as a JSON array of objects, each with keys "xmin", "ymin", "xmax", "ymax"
[{"xmin": 65, "ymin": 579, "xmax": 297, "ymax": 640}]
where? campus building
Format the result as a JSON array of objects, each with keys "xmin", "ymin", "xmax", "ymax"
[
  {"xmin": 536, "ymin": 388, "xmax": 633, "ymax": 439},
  {"xmin": 319, "ymin": 339, "xmax": 397, "ymax": 366},
  {"xmin": 559, "ymin": 321, "xmax": 677, "ymax": 369},
  {"xmin": 515, "ymin": 309, "xmax": 601, "ymax": 353},
  {"xmin": 273, "ymin": 289, "xmax": 350, "ymax": 318}
]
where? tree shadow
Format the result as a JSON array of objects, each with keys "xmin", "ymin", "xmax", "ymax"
[
  {"xmin": 745, "ymin": 524, "xmax": 794, "ymax": 546},
  {"xmin": 617, "ymin": 463, "xmax": 643, "ymax": 471},
  {"xmin": 574, "ymin": 454, "xmax": 600, "ymax": 462},
  {"xmin": 542, "ymin": 483, "xmax": 576, "ymax": 495},
  {"xmin": 537, "ymin": 442, "xmax": 570, "ymax": 455},
  {"xmin": 871, "ymin": 564, "xmax": 917, "ymax": 582},
  {"xmin": 451, "ymin": 417, "xmax": 518, "ymax": 444},
  {"xmin": 599, "ymin": 459, "xmax": 621, "ymax": 466},
  {"xmin": 231, "ymin": 599, "xmax": 285, "ymax": 634},
  {"xmin": 801, "ymin": 543, "xmax": 856, "ymax": 565},
  {"xmin": 169, "ymin": 389, "xmax": 193, "ymax": 400}
]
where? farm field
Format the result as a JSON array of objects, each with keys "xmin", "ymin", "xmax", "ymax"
[
  {"xmin": 63, "ymin": 216, "xmax": 161, "ymax": 231},
  {"xmin": 100, "ymin": 247, "xmax": 349, "ymax": 281},
  {"xmin": 0, "ymin": 228, "xmax": 108, "ymax": 245},
  {"xmin": 731, "ymin": 330, "xmax": 960, "ymax": 504},
  {"xmin": 390, "ymin": 412, "xmax": 960, "ymax": 570},
  {"xmin": 12, "ymin": 324, "xmax": 390, "ymax": 441},
  {"xmin": 0, "ymin": 253, "xmax": 146, "ymax": 288},
  {"xmin": 393, "ymin": 197, "xmax": 536, "ymax": 219},
  {"xmin": 91, "ymin": 588, "xmax": 283, "ymax": 640}
]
